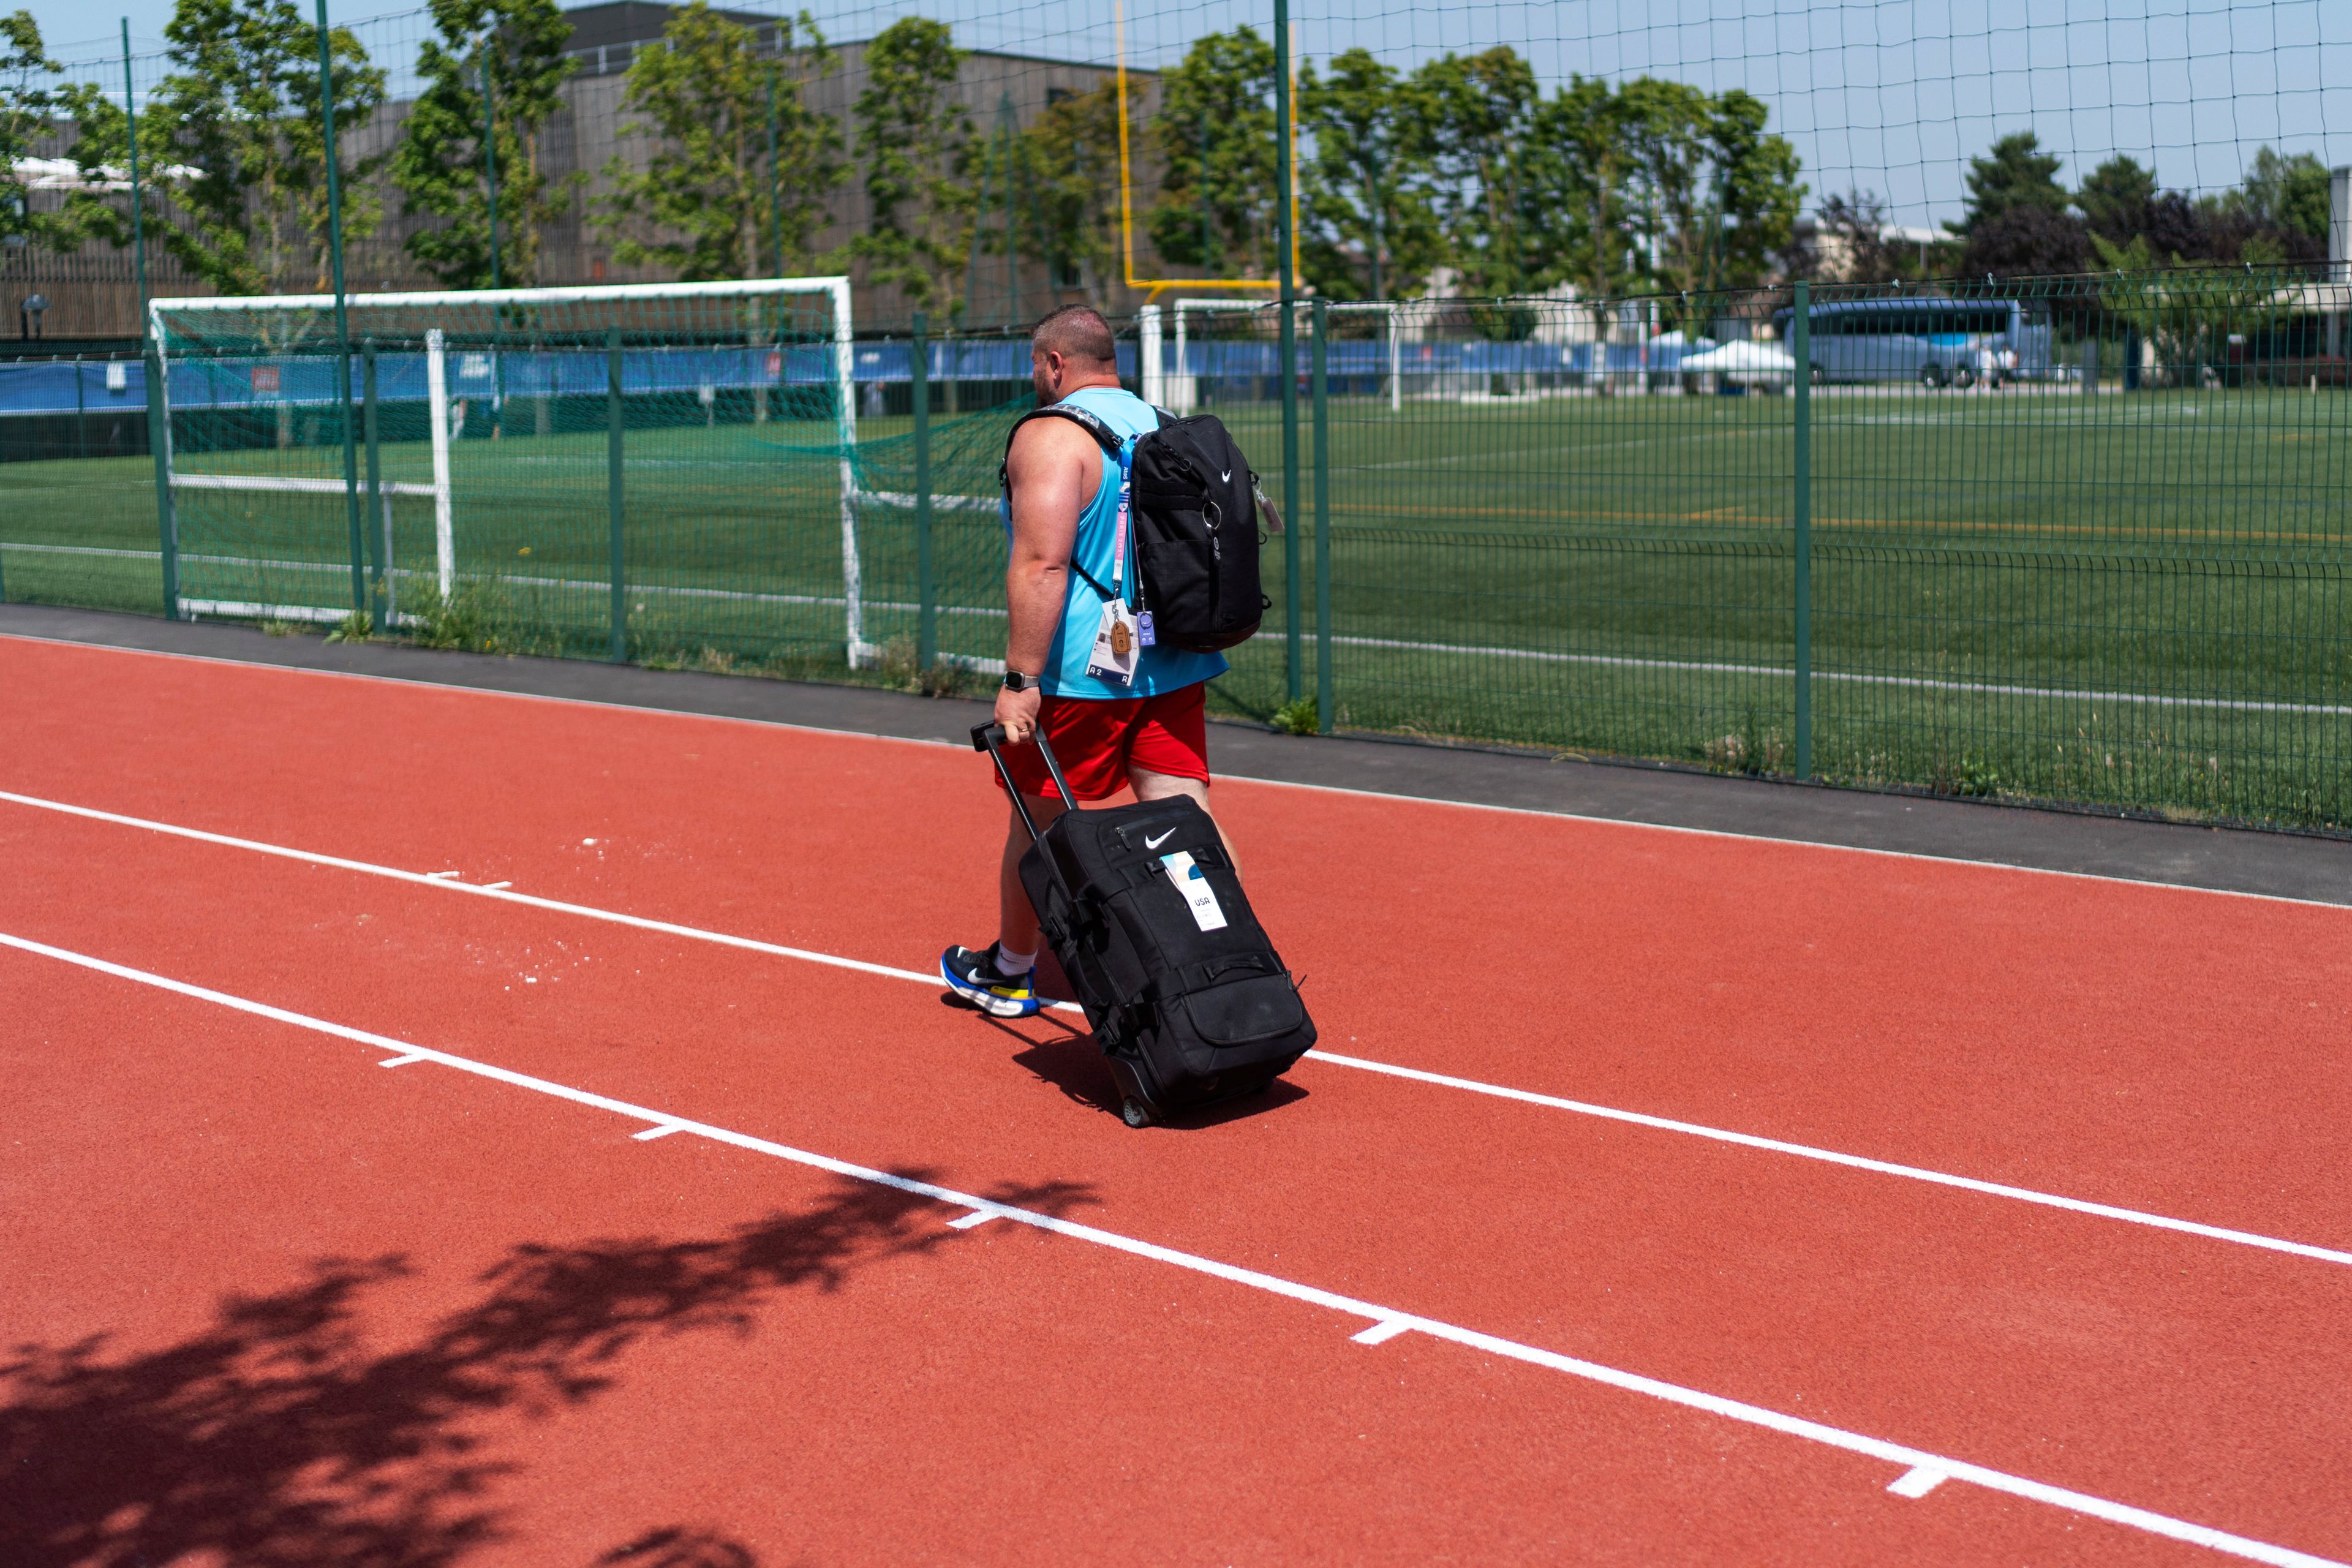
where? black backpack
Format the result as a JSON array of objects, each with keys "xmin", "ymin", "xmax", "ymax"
[{"xmin": 1000, "ymin": 400, "xmax": 1272, "ymax": 654}]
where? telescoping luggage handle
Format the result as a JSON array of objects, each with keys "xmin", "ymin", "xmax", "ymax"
[{"xmin": 972, "ymin": 722, "xmax": 1080, "ymax": 845}]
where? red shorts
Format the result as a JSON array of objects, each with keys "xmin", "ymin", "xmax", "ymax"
[{"xmin": 994, "ymin": 684, "xmax": 1210, "ymax": 803}]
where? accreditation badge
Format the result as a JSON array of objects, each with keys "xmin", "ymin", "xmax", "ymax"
[{"xmin": 1086, "ymin": 599, "xmax": 1140, "ymax": 684}]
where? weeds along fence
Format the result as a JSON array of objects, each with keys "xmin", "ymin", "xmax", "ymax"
[{"xmin": 2, "ymin": 268, "xmax": 2350, "ymax": 831}]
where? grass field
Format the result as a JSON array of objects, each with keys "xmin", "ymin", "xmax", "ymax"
[{"xmin": 5, "ymin": 380, "xmax": 2348, "ymax": 826}]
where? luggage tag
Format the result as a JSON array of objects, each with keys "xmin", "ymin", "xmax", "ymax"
[
  {"xmin": 1158, "ymin": 850, "xmax": 1229, "ymax": 932},
  {"xmin": 1084, "ymin": 431, "xmax": 1144, "ymax": 684}
]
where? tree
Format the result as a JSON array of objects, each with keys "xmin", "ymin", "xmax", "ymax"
[
  {"xmin": 1524, "ymin": 75, "xmax": 1633, "ymax": 310},
  {"xmin": 1023, "ymin": 81, "xmax": 1121, "ymax": 303},
  {"xmin": 1959, "ymin": 203, "xmax": 2090, "ymax": 277},
  {"xmin": 2231, "ymin": 146, "xmax": 2332, "ymax": 242},
  {"xmin": 390, "ymin": 0, "xmax": 576, "ymax": 289},
  {"xmin": 1409, "ymin": 46, "xmax": 1543, "ymax": 298},
  {"xmin": 593, "ymin": 2, "xmax": 841, "ymax": 282},
  {"xmin": 0, "ymin": 12, "xmax": 73, "ymax": 252},
  {"xmin": 1951, "ymin": 130, "xmax": 2067, "ymax": 237},
  {"xmin": 848, "ymin": 16, "xmax": 970, "ymax": 317},
  {"xmin": 64, "ymin": 0, "xmax": 386, "ymax": 297},
  {"xmin": 1813, "ymin": 189, "xmax": 1903, "ymax": 282},
  {"xmin": 2075, "ymin": 154, "xmax": 2155, "ymax": 246},
  {"xmin": 1148, "ymin": 28, "xmax": 1280, "ymax": 279},
  {"xmin": 1297, "ymin": 48, "xmax": 1436, "ymax": 300}
]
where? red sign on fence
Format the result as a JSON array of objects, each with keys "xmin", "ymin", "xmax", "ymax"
[
  {"xmin": 765, "ymin": 350, "xmax": 782, "ymax": 379},
  {"xmin": 250, "ymin": 365, "xmax": 281, "ymax": 393}
]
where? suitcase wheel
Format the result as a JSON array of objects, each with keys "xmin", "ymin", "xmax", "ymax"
[{"xmin": 1120, "ymin": 1098, "xmax": 1156, "ymax": 1129}]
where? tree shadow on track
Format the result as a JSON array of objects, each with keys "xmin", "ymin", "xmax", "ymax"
[{"xmin": 0, "ymin": 1171, "xmax": 1095, "ymax": 1568}]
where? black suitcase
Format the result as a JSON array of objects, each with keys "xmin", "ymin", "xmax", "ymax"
[{"xmin": 973, "ymin": 722, "xmax": 1316, "ymax": 1127}]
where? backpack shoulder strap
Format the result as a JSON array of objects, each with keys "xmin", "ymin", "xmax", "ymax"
[{"xmin": 999, "ymin": 402, "xmax": 1125, "ymax": 483}]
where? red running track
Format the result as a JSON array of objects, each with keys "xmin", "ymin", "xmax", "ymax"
[{"xmin": 3, "ymin": 633, "xmax": 2348, "ymax": 1566}]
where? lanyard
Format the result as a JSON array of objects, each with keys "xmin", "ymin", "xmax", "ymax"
[{"xmin": 1109, "ymin": 435, "xmax": 1134, "ymax": 602}]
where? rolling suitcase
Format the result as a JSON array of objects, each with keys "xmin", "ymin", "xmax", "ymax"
[{"xmin": 973, "ymin": 722, "xmax": 1316, "ymax": 1127}]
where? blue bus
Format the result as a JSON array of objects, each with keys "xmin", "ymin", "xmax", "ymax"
[{"xmin": 1772, "ymin": 298, "xmax": 2055, "ymax": 388}]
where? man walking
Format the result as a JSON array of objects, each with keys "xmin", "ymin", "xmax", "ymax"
[{"xmin": 941, "ymin": 306, "xmax": 1231, "ymax": 1017}]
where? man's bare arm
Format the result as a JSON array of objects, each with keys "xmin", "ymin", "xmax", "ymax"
[{"xmin": 994, "ymin": 416, "xmax": 1102, "ymax": 740}]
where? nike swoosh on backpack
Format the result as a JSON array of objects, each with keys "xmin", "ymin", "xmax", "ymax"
[
  {"xmin": 1145, "ymin": 827, "xmax": 1177, "ymax": 849},
  {"xmin": 1219, "ymin": 469, "xmax": 1232, "ymax": 481}
]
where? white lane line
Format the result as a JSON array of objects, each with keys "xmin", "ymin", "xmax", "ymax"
[
  {"xmin": 482, "ymin": 881, "xmax": 513, "ymax": 891},
  {"xmin": 0, "ymin": 927, "xmax": 2337, "ymax": 1568},
  {"xmin": 379, "ymin": 1052, "xmax": 431, "ymax": 1068},
  {"xmin": 948, "ymin": 1208, "xmax": 1001, "ymax": 1230},
  {"xmin": 6, "ymin": 630, "xmax": 2345, "ymax": 913},
  {"xmin": 1302, "ymin": 1050, "xmax": 2352, "ymax": 1269},
  {"xmin": 1, "ymin": 785, "xmax": 2343, "ymax": 1272},
  {"xmin": 1351, "ymin": 1318, "xmax": 1414, "ymax": 1346},
  {"xmin": 1890, "ymin": 1466, "xmax": 1951, "ymax": 1499},
  {"xmin": 632, "ymin": 1123, "xmax": 685, "ymax": 1140}
]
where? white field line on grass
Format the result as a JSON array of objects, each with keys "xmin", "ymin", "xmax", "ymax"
[
  {"xmin": 0, "ymin": 927, "xmax": 2338, "ymax": 1568},
  {"xmin": 2, "ymin": 783, "xmax": 2345, "ymax": 1272},
  {"xmin": 1330, "ymin": 634, "xmax": 2352, "ymax": 718},
  {"xmin": 16, "ymin": 538, "xmax": 2334, "ymax": 718}
]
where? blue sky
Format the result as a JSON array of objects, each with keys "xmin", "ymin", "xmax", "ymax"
[{"xmin": 26, "ymin": 0, "xmax": 2349, "ymax": 227}]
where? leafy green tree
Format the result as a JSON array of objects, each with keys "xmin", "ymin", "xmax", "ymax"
[
  {"xmin": 1523, "ymin": 75, "xmax": 1633, "ymax": 307},
  {"xmin": 1297, "ymin": 48, "xmax": 1436, "ymax": 299},
  {"xmin": 391, "ymin": 0, "xmax": 575, "ymax": 288},
  {"xmin": 1023, "ymin": 81, "xmax": 1120, "ymax": 301},
  {"xmin": 1147, "ymin": 27, "xmax": 1280, "ymax": 278},
  {"xmin": 2075, "ymin": 154, "xmax": 2155, "ymax": 246},
  {"xmin": 62, "ymin": 0, "xmax": 386, "ymax": 296},
  {"xmin": 593, "ymin": 2, "xmax": 842, "ymax": 282},
  {"xmin": 1408, "ymin": 46, "xmax": 1543, "ymax": 298},
  {"xmin": 846, "ymin": 16, "xmax": 970, "ymax": 316},
  {"xmin": 1950, "ymin": 130, "xmax": 2067, "ymax": 237},
  {"xmin": 2223, "ymin": 147, "xmax": 2332, "ymax": 243},
  {"xmin": 0, "ymin": 12, "xmax": 74, "ymax": 252}
]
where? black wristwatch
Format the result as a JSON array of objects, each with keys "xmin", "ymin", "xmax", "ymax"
[{"xmin": 1002, "ymin": 669, "xmax": 1040, "ymax": 692}]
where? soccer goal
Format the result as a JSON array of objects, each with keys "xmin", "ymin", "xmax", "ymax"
[{"xmin": 150, "ymin": 278, "xmax": 859, "ymax": 657}]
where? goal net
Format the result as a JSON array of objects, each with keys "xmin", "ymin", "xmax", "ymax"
[{"xmin": 149, "ymin": 279, "xmax": 862, "ymax": 662}]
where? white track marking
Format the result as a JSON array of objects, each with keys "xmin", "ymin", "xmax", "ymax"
[
  {"xmin": 482, "ymin": 881, "xmax": 512, "ymax": 891},
  {"xmin": 0, "ymin": 928, "xmax": 2339, "ymax": 1568},
  {"xmin": 1351, "ymin": 1318, "xmax": 1414, "ymax": 1345},
  {"xmin": 632, "ymin": 1123, "xmax": 685, "ymax": 1140},
  {"xmin": 948, "ymin": 1209, "xmax": 1000, "ymax": 1230},
  {"xmin": 379, "ymin": 1052, "xmax": 429, "ymax": 1068},
  {"xmin": 1891, "ymin": 1466, "xmax": 1951, "ymax": 1499},
  {"xmin": 1300, "ymin": 1050, "xmax": 2352, "ymax": 1269},
  {"xmin": 4, "ymin": 630, "xmax": 2345, "ymax": 911},
  {"xmin": 0, "ymin": 785, "xmax": 2344, "ymax": 1271}
]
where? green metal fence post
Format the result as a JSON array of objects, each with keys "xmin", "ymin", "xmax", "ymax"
[
  {"xmin": 144, "ymin": 343, "xmax": 177, "ymax": 620},
  {"xmin": 480, "ymin": 47, "xmax": 500, "ymax": 293},
  {"xmin": 608, "ymin": 328, "xmax": 626, "ymax": 662},
  {"xmin": 1274, "ymin": 0, "xmax": 1301, "ymax": 705},
  {"xmin": 314, "ymin": 0, "xmax": 364, "ymax": 617},
  {"xmin": 1311, "ymin": 298, "xmax": 1332, "ymax": 734},
  {"xmin": 362, "ymin": 340, "xmax": 385, "ymax": 627},
  {"xmin": 126, "ymin": 20, "xmax": 175, "ymax": 619},
  {"xmin": 1791, "ymin": 279, "xmax": 1813, "ymax": 779},
  {"xmin": 911, "ymin": 312, "xmax": 935, "ymax": 671}
]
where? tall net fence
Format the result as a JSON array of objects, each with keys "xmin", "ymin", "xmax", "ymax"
[{"xmin": 2, "ymin": 0, "xmax": 2350, "ymax": 827}]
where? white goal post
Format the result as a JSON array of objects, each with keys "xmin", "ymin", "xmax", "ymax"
[{"xmin": 148, "ymin": 277, "xmax": 858, "ymax": 641}]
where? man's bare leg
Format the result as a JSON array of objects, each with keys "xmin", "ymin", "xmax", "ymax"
[
  {"xmin": 998, "ymin": 791, "xmax": 1065, "ymax": 957},
  {"xmin": 1129, "ymin": 766, "xmax": 1236, "ymax": 872}
]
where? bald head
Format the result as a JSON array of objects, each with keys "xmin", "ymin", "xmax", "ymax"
[
  {"xmin": 1028, "ymin": 304, "xmax": 1121, "ymax": 403},
  {"xmin": 1032, "ymin": 304, "xmax": 1117, "ymax": 367}
]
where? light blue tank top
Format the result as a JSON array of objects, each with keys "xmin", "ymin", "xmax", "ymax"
[{"xmin": 1002, "ymin": 384, "xmax": 1231, "ymax": 700}]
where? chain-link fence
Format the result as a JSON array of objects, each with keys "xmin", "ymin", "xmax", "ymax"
[{"xmin": 3, "ymin": 268, "xmax": 2350, "ymax": 829}]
